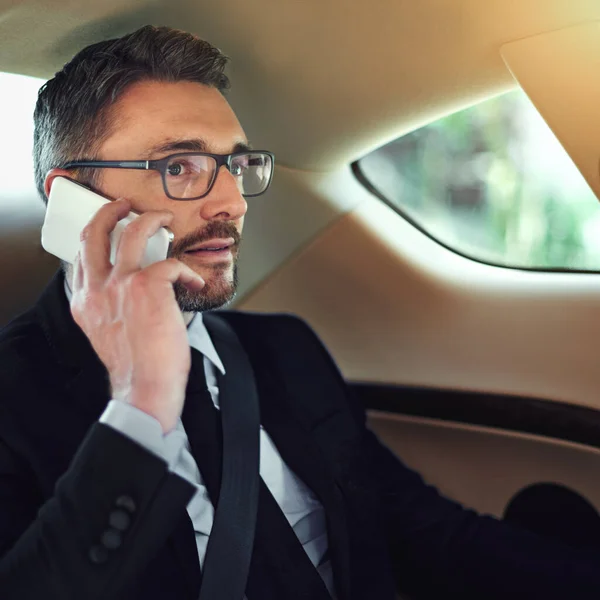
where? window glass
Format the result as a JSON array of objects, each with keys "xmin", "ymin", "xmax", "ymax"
[
  {"xmin": 0, "ymin": 72, "xmax": 45, "ymax": 216},
  {"xmin": 356, "ymin": 90, "xmax": 600, "ymax": 271}
]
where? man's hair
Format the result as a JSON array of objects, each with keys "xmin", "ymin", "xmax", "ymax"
[{"xmin": 33, "ymin": 25, "xmax": 230, "ymax": 203}]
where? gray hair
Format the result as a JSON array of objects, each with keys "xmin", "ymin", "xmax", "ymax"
[{"xmin": 33, "ymin": 25, "xmax": 230, "ymax": 203}]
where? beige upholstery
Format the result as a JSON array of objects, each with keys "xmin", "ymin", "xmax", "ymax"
[{"xmin": 368, "ymin": 411, "xmax": 600, "ymax": 517}]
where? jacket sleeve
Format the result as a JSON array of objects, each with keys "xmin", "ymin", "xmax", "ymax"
[
  {"xmin": 0, "ymin": 420, "xmax": 195, "ymax": 600},
  {"xmin": 357, "ymin": 421, "xmax": 600, "ymax": 599}
]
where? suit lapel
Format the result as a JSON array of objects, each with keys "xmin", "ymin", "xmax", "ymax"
[
  {"xmin": 258, "ymin": 373, "xmax": 352, "ymax": 600},
  {"xmin": 36, "ymin": 271, "xmax": 112, "ymax": 422}
]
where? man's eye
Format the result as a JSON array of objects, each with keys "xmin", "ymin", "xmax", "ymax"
[
  {"xmin": 231, "ymin": 163, "xmax": 246, "ymax": 177},
  {"xmin": 167, "ymin": 163, "xmax": 184, "ymax": 176}
]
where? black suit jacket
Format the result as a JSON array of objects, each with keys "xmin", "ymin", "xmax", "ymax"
[{"xmin": 0, "ymin": 271, "xmax": 600, "ymax": 600}]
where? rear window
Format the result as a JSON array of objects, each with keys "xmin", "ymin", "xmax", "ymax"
[
  {"xmin": 0, "ymin": 72, "xmax": 44, "ymax": 217},
  {"xmin": 355, "ymin": 90, "xmax": 600, "ymax": 272}
]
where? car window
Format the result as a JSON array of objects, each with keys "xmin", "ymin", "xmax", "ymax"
[
  {"xmin": 0, "ymin": 72, "xmax": 45, "ymax": 218},
  {"xmin": 355, "ymin": 90, "xmax": 600, "ymax": 272}
]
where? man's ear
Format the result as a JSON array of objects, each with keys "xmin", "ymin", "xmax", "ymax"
[{"xmin": 44, "ymin": 168, "xmax": 73, "ymax": 200}]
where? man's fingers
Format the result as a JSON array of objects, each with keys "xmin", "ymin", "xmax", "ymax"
[
  {"xmin": 112, "ymin": 211, "xmax": 174, "ymax": 275},
  {"xmin": 79, "ymin": 199, "xmax": 131, "ymax": 285},
  {"xmin": 139, "ymin": 258, "xmax": 205, "ymax": 291},
  {"xmin": 72, "ymin": 251, "xmax": 84, "ymax": 292}
]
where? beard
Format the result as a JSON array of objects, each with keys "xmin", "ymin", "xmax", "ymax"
[
  {"xmin": 169, "ymin": 220, "xmax": 241, "ymax": 313},
  {"xmin": 172, "ymin": 262, "xmax": 238, "ymax": 312}
]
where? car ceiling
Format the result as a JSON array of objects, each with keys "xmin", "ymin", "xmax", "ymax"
[
  {"xmin": 2, "ymin": 0, "xmax": 600, "ymax": 409},
  {"xmin": 1, "ymin": 0, "xmax": 600, "ymax": 171}
]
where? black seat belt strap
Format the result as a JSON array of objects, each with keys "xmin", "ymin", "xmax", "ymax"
[{"xmin": 199, "ymin": 313, "xmax": 260, "ymax": 600}]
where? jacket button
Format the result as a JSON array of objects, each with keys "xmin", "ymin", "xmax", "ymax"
[
  {"xmin": 109, "ymin": 509, "xmax": 131, "ymax": 531},
  {"xmin": 101, "ymin": 528, "xmax": 123, "ymax": 550},
  {"xmin": 89, "ymin": 545, "xmax": 109, "ymax": 564},
  {"xmin": 115, "ymin": 495, "xmax": 136, "ymax": 513}
]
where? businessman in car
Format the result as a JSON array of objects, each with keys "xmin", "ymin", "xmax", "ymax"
[{"xmin": 0, "ymin": 24, "xmax": 599, "ymax": 600}]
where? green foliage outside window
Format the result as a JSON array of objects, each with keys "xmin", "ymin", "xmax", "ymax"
[{"xmin": 358, "ymin": 91, "xmax": 600, "ymax": 271}]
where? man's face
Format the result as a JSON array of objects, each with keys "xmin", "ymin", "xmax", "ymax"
[{"xmin": 91, "ymin": 80, "xmax": 248, "ymax": 312}]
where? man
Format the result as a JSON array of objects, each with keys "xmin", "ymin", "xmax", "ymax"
[{"xmin": 0, "ymin": 24, "xmax": 599, "ymax": 600}]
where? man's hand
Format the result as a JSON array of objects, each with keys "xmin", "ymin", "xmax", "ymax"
[{"xmin": 70, "ymin": 199, "xmax": 205, "ymax": 433}]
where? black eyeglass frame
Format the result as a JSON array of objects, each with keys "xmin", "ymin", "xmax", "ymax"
[{"xmin": 60, "ymin": 150, "xmax": 276, "ymax": 201}]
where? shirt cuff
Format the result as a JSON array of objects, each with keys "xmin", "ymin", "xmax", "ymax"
[{"xmin": 99, "ymin": 400, "xmax": 185, "ymax": 468}]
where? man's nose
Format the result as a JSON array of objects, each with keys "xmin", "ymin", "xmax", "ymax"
[{"xmin": 199, "ymin": 166, "xmax": 248, "ymax": 221}]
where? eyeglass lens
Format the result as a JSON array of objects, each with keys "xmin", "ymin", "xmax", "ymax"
[{"xmin": 165, "ymin": 153, "xmax": 273, "ymax": 199}]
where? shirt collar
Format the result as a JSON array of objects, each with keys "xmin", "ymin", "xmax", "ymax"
[
  {"xmin": 63, "ymin": 279, "xmax": 225, "ymax": 376},
  {"xmin": 186, "ymin": 312, "xmax": 226, "ymax": 375}
]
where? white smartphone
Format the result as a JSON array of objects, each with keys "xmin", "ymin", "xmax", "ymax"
[{"xmin": 41, "ymin": 177, "xmax": 173, "ymax": 268}]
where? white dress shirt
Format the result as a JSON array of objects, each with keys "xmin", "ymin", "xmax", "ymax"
[{"xmin": 64, "ymin": 283, "xmax": 334, "ymax": 595}]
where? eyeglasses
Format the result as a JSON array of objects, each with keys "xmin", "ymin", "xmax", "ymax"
[{"xmin": 61, "ymin": 151, "xmax": 275, "ymax": 201}]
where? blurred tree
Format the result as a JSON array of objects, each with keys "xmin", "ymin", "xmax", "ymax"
[{"xmin": 358, "ymin": 90, "xmax": 600, "ymax": 271}]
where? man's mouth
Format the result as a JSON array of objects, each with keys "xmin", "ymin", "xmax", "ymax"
[
  {"xmin": 184, "ymin": 238, "xmax": 236, "ymax": 261},
  {"xmin": 188, "ymin": 247, "xmax": 229, "ymax": 253}
]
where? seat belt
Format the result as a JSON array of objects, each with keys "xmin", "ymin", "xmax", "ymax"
[{"xmin": 199, "ymin": 313, "xmax": 260, "ymax": 600}]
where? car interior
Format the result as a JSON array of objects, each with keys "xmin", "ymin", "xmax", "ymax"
[{"xmin": 2, "ymin": 0, "xmax": 600, "ymax": 583}]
